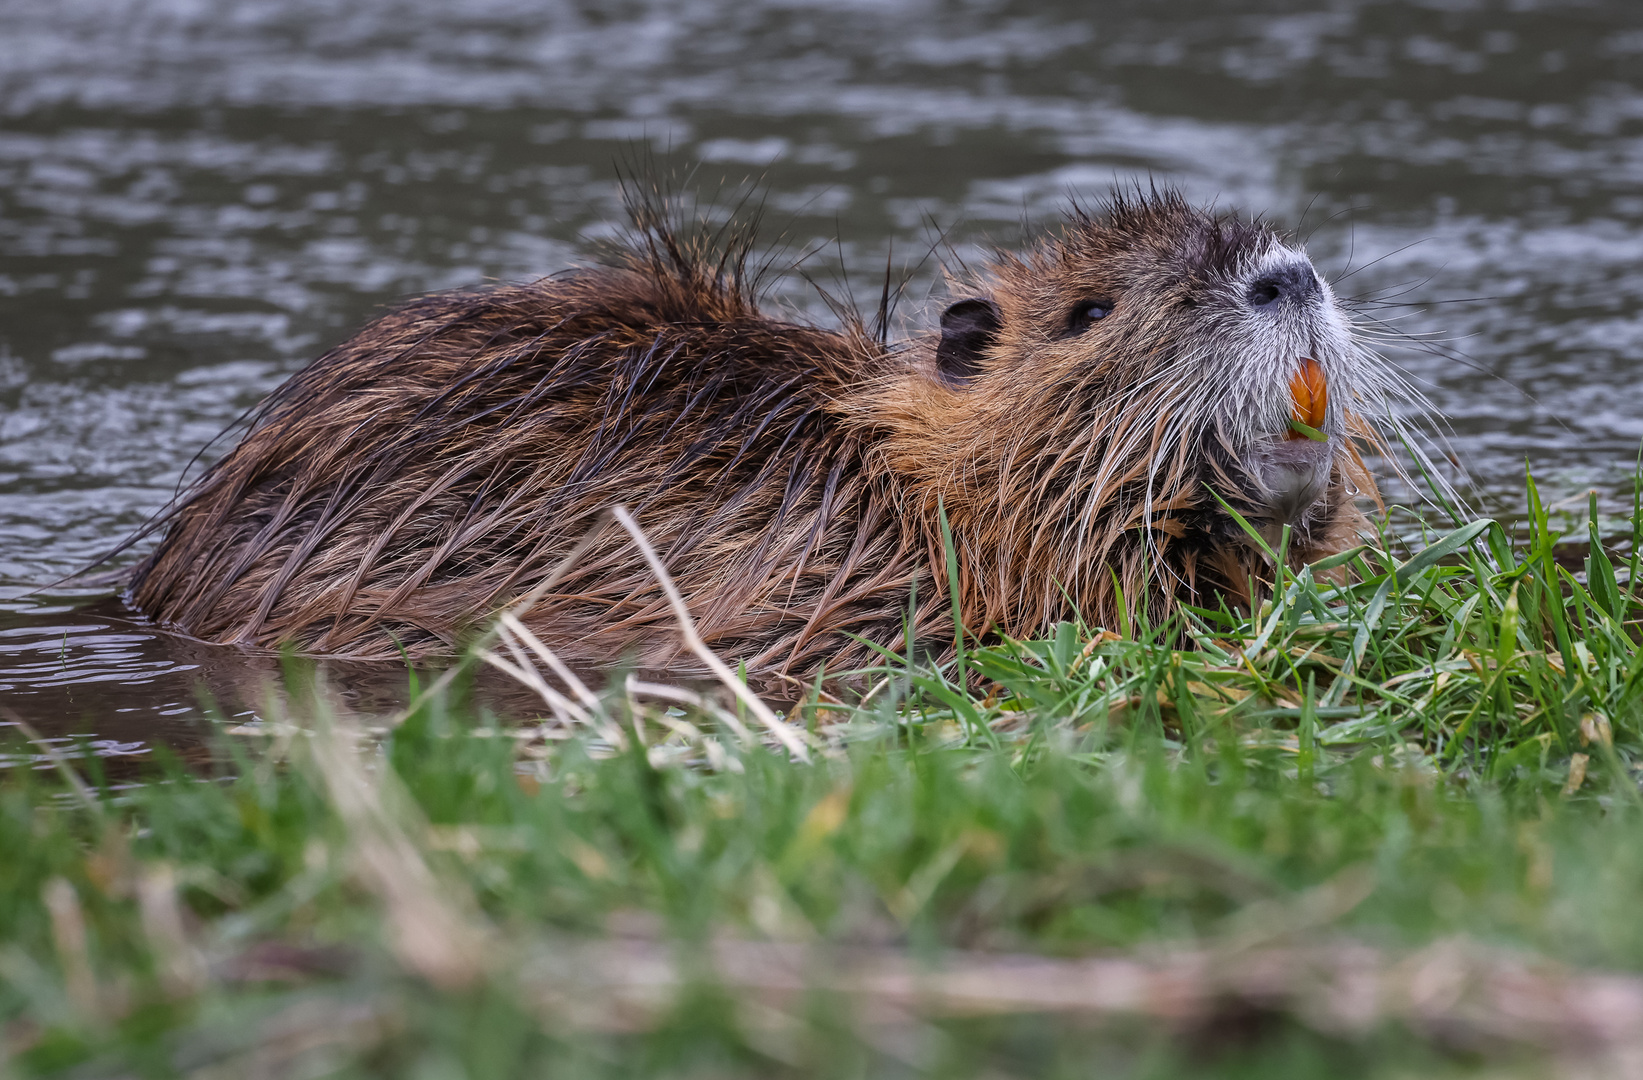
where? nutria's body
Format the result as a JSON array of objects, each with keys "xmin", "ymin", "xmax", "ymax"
[{"xmin": 126, "ymin": 191, "xmax": 1385, "ymax": 679}]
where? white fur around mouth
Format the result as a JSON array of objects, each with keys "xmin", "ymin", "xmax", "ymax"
[{"xmin": 1256, "ymin": 434, "xmax": 1334, "ymax": 528}]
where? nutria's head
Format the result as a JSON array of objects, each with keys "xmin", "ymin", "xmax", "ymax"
[{"xmin": 865, "ymin": 191, "xmax": 1386, "ymax": 634}]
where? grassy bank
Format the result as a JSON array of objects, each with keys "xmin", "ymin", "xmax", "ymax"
[{"xmin": 6, "ymin": 478, "xmax": 1643, "ymax": 1077}]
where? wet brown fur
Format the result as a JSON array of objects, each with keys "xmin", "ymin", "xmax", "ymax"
[{"xmin": 125, "ymin": 189, "xmax": 1374, "ymax": 679}]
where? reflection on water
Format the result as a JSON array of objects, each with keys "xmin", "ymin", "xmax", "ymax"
[{"xmin": 3, "ymin": 0, "xmax": 1643, "ymax": 747}]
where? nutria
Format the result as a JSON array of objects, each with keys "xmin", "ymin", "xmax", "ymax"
[{"xmin": 122, "ymin": 188, "xmax": 1387, "ymax": 681}]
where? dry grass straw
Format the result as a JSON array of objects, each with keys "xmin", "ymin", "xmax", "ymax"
[
  {"xmin": 521, "ymin": 933, "xmax": 1643, "ymax": 1072},
  {"xmin": 381, "ymin": 513, "xmax": 614, "ymax": 730},
  {"xmin": 471, "ymin": 506, "xmax": 814, "ymax": 762},
  {"xmin": 235, "ymin": 679, "xmax": 497, "ymax": 992},
  {"xmin": 497, "ymin": 864, "xmax": 1643, "ymax": 1069},
  {"xmin": 609, "ymin": 506, "xmax": 810, "ymax": 760},
  {"xmin": 303, "ymin": 710, "xmax": 493, "ymax": 990}
]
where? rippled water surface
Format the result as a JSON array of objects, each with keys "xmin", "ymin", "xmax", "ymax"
[{"xmin": 4, "ymin": 0, "xmax": 1643, "ymax": 750}]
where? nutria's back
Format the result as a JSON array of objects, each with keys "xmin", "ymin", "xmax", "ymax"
[{"xmin": 126, "ymin": 191, "xmax": 1390, "ymax": 678}]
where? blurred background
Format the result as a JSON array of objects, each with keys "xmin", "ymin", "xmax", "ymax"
[{"xmin": 2, "ymin": 0, "xmax": 1641, "ymax": 751}]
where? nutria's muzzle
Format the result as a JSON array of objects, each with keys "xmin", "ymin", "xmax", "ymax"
[{"xmin": 1255, "ymin": 356, "xmax": 1335, "ymax": 528}]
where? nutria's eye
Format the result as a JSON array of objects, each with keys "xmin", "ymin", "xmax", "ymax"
[{"xmin": 1068, "ymin": 299, "xmax": 1112, "ymax": 333}]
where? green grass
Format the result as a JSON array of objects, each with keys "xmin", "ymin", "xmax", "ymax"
[
  {"xmin": 867, "ymin": 468, "xmax": 1643, "ymax": 797},
  {"xmin": 6, "ymin": 472, "xmax": 1643, "ymax": 1077}
]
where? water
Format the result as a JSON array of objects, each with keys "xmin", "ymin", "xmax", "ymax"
[{"xmin": 3, "ymin": 0, "xmax": 1642, "ymax": 751}]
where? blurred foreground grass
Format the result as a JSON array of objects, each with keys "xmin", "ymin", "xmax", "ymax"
[{"xmin": 8, "ymin": 476, "xmax": 1643, "ymax": 1077}]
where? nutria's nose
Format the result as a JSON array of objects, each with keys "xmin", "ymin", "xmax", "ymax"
[{"xmin": 1247, "ymin": 260, "xmax": 1321, "ymax": 309}]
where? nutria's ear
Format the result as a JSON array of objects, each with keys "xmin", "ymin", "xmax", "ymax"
[{"xmin": 936, "ymin": 298, "xmax": 1001, "ymax": 385}]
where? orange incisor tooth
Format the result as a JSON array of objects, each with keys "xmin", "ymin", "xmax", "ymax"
[{"xmin": 1287, "ymin": 357, "xmax": 1328, "ymax": 438}]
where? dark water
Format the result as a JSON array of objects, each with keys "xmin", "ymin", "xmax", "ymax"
[{"xmin": 4, "ymin": 0, "xmax": 1643, "ymax": 752}]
